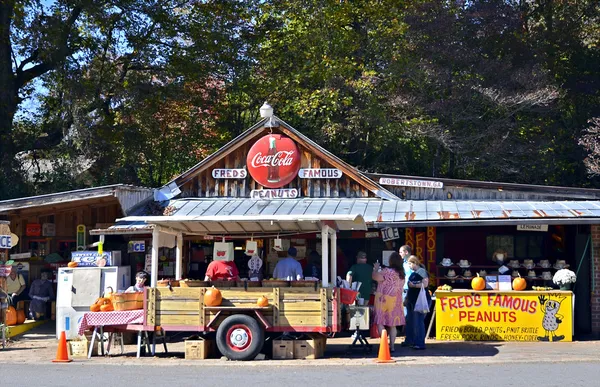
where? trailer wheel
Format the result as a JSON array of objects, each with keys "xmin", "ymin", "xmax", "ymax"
[{"xmin": 216, "ymin": 314, "xmax": 264, "ymax": 361}]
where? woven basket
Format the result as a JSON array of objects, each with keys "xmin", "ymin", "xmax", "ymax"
[
  {"xmin": 112, "ymin": 292, "xmax": 144, "ymax": 311},
  {"xmin": 262, "ymin": 280, "xmax": 290, "ymax": 288},
  {"xmin": 180, "ymin": 279, "xmax": 210, "ymax": 288},
  {"xmin": 211, "ymin": 280, "xmax": 236, "ymax": 288},
  {"xmin": 157, "ymin": 279, "xmax": 180, "ymax": 287}
]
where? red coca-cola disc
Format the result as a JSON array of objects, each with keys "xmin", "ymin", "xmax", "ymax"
[{"xmin": 246, "ymin": 134, "xmax": 301, "ymax": 188}]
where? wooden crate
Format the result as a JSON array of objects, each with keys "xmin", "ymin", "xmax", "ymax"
[
  {"xmin": 68, "ymin": 339, "xmax": 99, "ymax": 357},
  {"xmin": 293, "ymin": 335, "xmax": 326, "ymax": 359},
  {"xmin": 272, "ymin": 339, "xmax": 294, "ymax": 360},
  {"xmin": 185, "ymin": 338, "xmax": 214, "ymax": 359}
]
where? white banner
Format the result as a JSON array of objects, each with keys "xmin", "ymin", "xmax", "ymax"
[{"xmin": 516, "ymin": 224, "xmax": 548, "ymax": 232}]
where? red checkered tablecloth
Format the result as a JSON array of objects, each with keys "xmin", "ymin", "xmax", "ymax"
[{"xmin": 78, "ymin": 310, "xmax": 145, "ymax": 336}]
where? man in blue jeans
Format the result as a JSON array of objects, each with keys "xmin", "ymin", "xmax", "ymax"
[{"xmin": 404, "ymin": 255, "xmax": 431, "ymax": 350}]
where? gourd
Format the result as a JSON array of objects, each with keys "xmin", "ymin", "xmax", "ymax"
[
  {"xmin": 5, "ymin": 306, "xmax": 17, "ymax": 325},
  {"xmin": 16, "ymin": 309, "xmax": 26, "ymax": 324},
  {"xmin": 67, "ymin": 261, "xmax": 78, "ymax": 268},
  {"xmin": 512, "ymin": 274, "xmax": 527, "ymax": 291},
  {"xmin": 471, "ymin": 273, "xmax": 486, "ymax": 291},
  {"xmin": 204, "ymin": 287, "xmax": 222, "ymax": 307},
  {"xmin": 90, "ymin": 304, "xmax": 101, "ymax": 312},
  {"xmin": 100, "ymin": 304, "xmax": 114, "ymax": 312},
  {"xmin": 256, "ymin": 295, "xmax": 269, "ymax": 307}
]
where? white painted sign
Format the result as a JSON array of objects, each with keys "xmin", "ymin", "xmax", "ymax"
[
  {"xmin": 381, "ymin": 227, "xmax": 400, "ymax": 241},
  {"xmin": 0, "ymin": 234, "xmax": 13, "ymax": 249},
  {"xmin": 250, "ymin": 188, "xmax": 298, "ymax": 200},
  {"xmin": 517, "ymin": 224, "xmax": 548, "ymax": 232},
  {"xmin": 42, "ymin": 223, "xmax": 56, "ymax": 237},
  {"xmin": 379, "ymin": 177, "xmax": 444, "ymax": 189},
  {"xmin": 365, "ymin": 231, "xmax": 380, "ymax": 238},
  {"xmin": 212, "ymin": 168, "xmax": 247, "ymax": 179},
  {"xmin": 128, "ymin": 240, "xmax": 146, "ymax": 253},
  {"xmin": 10, "ymin": 252, "xmax": 31, "ymax": 260},
  {"xmin": 298, "ymin": 168, "xmax": 342, "ymax": 179}
]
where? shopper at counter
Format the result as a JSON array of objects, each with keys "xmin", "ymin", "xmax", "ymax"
[
  {"xmin": 273, "ymin": 247, "xmax": 303, "ymax": 281},
  {"xmin": 405, "ymin": 255, "xmax": 431, "ymax": 350},
  {"xmin": 204, "ymin": 259, "xmax": 240, "ymax": 281},
  {"xmin": 346, "ymin": 251, "xmax": 373, "ymax": 304},
  {"xmin": 372, "ymin": 252, "xmax": 405, "ymax": 352}
]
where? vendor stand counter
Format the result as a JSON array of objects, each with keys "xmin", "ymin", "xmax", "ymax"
[{"xmin": 435, "ymin": 290, "xmax": 573, "ymax": 342}]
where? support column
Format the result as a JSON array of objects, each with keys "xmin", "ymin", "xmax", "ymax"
[
  {"xmin": 330, "ymin": 228, "xmax": 337, "ymax": 287},
  {"xmin": 321, "ymin": 225, "xmax": 329, "ymax": 287},
  {"xmin": 151, "ymin": 228, "xmax": 160, "ymax": 287},
  {"xmin": 591, "ymin": 224, "xmax": 600, "ymax": 335},
  {"xmin": 175, "ymin": 232, "xmax": 183, "ymax": 280}
]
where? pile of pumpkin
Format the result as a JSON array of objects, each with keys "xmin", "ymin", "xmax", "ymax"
[
  {"xmin": 203, "ymin": 287, "xmax": 269, "ymax": 308},
  {"xmin": 471, "ymin": 273, "xmax": 527, "ymax": 291},
  {"xmin": 89, "ymin": 288, "xmax": 116, "ymax": 312},
  {"xmin": 4, "ymin": 306, "xmax": 27, "ymax": 326}
]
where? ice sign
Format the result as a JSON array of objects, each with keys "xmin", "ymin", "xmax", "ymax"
[{"xmin": 0, "ymin": 234, "xmax": 12, "ymax": 249}]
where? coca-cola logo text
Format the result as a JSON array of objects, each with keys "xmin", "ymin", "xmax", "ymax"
[
  {"xmin": 246, "ymin": 134, "xmax": 301, "ymax": 188},
  {"xmin": 251, "ymin": 151, "xmax": 295, "ymax": 168}
]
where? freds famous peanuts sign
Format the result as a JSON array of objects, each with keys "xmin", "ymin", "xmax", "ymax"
[{"xmin": 436, "ymin": 291, "xmax": 572, "ymax": 342}]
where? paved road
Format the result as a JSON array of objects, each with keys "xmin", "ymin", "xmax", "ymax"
[{"xmin": 2, "ymin": 362, "xmax": 599, "ymax": 386}]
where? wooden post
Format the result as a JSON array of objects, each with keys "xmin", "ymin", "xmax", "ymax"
[
  {"xmin": 151, "ymin": 228, "xmax": 160, "ymax": 287},
  {"xmin": 330, "ymin": 228, "xmax": 337, "ymax": 286},
  {"xmin": 321, "ymin": 225, "xmax": 329, "ymax": 287},
  {"xmin": 175, "ymin": 232, "xmax": 183, "ymax": 280}
]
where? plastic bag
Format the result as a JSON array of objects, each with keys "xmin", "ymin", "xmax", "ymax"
[{"xmin": 415, "ymin": 284, "xmax": 430, "ymax": 314}]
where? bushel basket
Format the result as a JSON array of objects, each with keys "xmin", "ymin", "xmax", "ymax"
[{"xmin": 112, "ymin": 292, "xmax": 144, "ymax": 311}]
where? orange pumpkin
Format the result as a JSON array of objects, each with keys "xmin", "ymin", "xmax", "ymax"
[
  {"xmin": 512, "ymin": 275, "xmax": 527, "ymax": 291},
  {"xmin": 16, "ymin": 309, "xmax": 26, "ymax": 324},
  {"xmin": 90, "ymin": 304, "xmax": 101, "ymax": 312},
  {"xmin": 5, "ymin": 306, "xmax": 17, "ymax": 326},
  {"xmin": 67, "ymin": 261, "xmax": 78, "ymax": 268},
  {"xmin": 471, "ymin": 274, "xmax": 486, "ymax": 291},
  {"xmin": 204, "ymin": 287, "xmax": 222, "ymax": 307},
  {"xmin": 100, "ymin": 304, "xmax": 114, "ymax": 312},
  {"xmin": 257, "ymin": 295, "xmax": 269, "ymax": 307}
]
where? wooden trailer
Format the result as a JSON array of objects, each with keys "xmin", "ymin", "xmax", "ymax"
[{"xmin": 144, "ymin": 285, "xmax": 341, "ymax": 360}]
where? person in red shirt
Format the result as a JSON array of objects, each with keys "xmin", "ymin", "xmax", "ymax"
[{"xmin": 204, "ymin": 260, "xmax": 240, "ymax": 281}]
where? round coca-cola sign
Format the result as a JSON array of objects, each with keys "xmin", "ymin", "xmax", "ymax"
[{"xmin": 246, "ymin": 134, "xmax": 301, "ymax": 188}]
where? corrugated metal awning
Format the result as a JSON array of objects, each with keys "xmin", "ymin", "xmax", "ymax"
[
  {"xmin": 91, "ymin": 198, "xmax": 384, "ymax": 236},
  {"xmin": 376, "ymin": 200, "xmax": 600, "ymax": 227},
  {"xmin": 90, "ymin": 198, "xmax": 600, "ymax": 236}
]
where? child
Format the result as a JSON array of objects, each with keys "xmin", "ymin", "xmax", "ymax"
[{"xmin": 126, "ymin": 271, "xmax": 149, "ymax": 293}]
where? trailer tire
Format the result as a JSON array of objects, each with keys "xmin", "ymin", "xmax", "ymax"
[{"xmin": 216, "ymin": 314, "xmax": 264, "ymax": 361}]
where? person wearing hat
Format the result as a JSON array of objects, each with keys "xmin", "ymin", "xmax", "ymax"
[
  {"xmin": 6, "ymin": 263, "xmax": 27, "ymax": 307},
  {"xmin": 273, "ymin": 247, "xmax": 304, "ymax": 281},
  {"xmin": 346, "ymin": 251, "xmax": 373, "ymax": 304}
]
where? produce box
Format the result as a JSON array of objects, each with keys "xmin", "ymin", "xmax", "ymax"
[
  {"xmin": 293, "ymin": 334, "xmax": 326, "ymax": 359},
  {"xmin": 68, "ymin": 339, "xmax": 99, "ymax": 357},
  {"xmin": 272, "ymin": 339, "xmax": 294, "ymax": 359},
  {"xmin": 185, "ymin": 338, "xmax": 214, "ymax": 360}
]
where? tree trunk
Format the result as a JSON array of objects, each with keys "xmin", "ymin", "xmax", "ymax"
[{"xmin": 0, "ymin": 1, "xmax": 22, "ymax": 198}]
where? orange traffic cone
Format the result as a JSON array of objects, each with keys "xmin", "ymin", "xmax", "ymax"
[
  {"xmin": 375, "ymin": 329, "xmax": 395, "ymax": 363},
  {"xmin": 52, "ymin": 331, "xmax": 72, "ymax": 363}
]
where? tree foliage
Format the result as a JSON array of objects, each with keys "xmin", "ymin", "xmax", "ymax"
[{"xmin": 2, "ymin": 0, "xmax": 600, "ymax": 200}]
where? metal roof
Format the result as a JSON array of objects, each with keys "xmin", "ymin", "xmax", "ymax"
[
  {"xmin": 0, "ymin": 184, "xmax": 153, "ymax": 215},
  {"xmin": 90, "ymin": 198, "xmax": 600, "ymax": 236}
]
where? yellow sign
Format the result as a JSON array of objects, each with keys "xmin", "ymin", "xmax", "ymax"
[{"xmin": 436, "ymin": 291, "xmax": 572, "ymax": 342}]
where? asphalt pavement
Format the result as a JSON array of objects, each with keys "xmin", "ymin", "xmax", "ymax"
[
  {"xmin": 2, "ymin": 321, "xmax": 600, "ymax": 367},
  {"xmin": 1, "ymin": 362, "xmax": 599, "ymax": 387}
]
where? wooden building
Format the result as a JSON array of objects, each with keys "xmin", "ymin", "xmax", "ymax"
[{"xmin": 93, "ymin": 108, "xmax": 600, "ymax": 338}]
